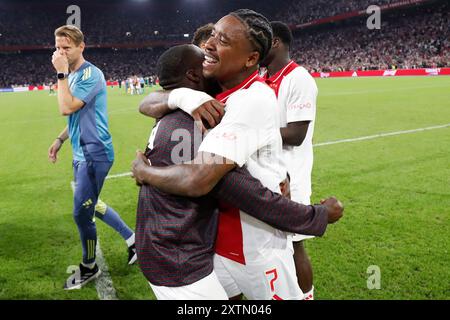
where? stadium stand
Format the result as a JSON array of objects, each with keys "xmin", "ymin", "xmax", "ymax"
[
  {"xmin": 0, "ymin": 48, "xmax": 164, "ymax": 87},
  {"xmin": 276, "ymin": 0, "xmax": 399, "ymax": 25},
  {"xmin": 291, "ymin": 0, "xmax": 449, "ymax": 72},
  {"xmin": 0, "ymin": 0, "xmax": 448, "ymax": 87}
]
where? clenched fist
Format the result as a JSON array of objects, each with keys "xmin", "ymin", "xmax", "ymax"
[{"xmin": 321, "ymin": 196, "xmax": 344, "ymax": 224}]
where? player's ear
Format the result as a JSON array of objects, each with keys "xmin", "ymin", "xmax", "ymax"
[
  {"xmin": 186, "ymin": 69, "xmax": 201, "ymax": 84},
  {"xmin": 272, "ymin": 38, "xmax": 281, "ymax": 49},
  {"xmin": 79, "ymin": 41, "xmax": 85, "ymax": 52},
  {"xmin": 245, "ymin": 51, "xmax": 259, "ymax": 69}
]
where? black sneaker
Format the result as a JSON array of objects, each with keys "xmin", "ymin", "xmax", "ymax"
[
  {"xmin": 128, "ymin": 244, "xmax": 137, "ymax": 265},
  {"xmin": 64, "ymin": 263, "xmax": 101, "ymax": 290}
]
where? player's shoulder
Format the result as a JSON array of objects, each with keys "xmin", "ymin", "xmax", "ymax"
[
  {"xmin": 159, "ymin": 110, "xmax": 196, "ymax": 133},
  {"xmin": 225, "ymin": 81, "xmax": 277, "ymax": 124},
  {"xmin": 251, "ymin": 80, "xmax": 275, "ymax": 93},
  {"xmin": 246, "ymin": 81, "xmax": 277, "ymax": 102},
  {"xmin": 235, "ymin": 81, "xmax": 277, "ymax": 111},
  {"xmin": 283, "ymin": 66, "xmax": 317, "ymax": 91},
  {"xmin": 162, "ymin": 108, "xmax": 192, "ymax": 122},
  {"xmin": 286, "ymin": 66, "xmax": 315, "ymax": 83},
  {"xmin": 154, "ymin": 110, "xmax": 199, "ymax": 145},
  {"xmin": 243, "ymin": 81, "xmax": 278, "ymax": 118},
  {"xmin": 80, "ymin": 61, "xmax": 104, "ymax": 80}
]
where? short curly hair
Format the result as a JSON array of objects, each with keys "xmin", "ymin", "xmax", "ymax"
[
  {"xmin": 271, "ymin": 21, "xmax": 293, "ymax": 48},
  {"xmin": 192, "ymin": 23, "xmax": 214, "ymax": 47}
]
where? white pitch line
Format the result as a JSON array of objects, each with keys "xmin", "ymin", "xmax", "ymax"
[
  {"xmin": 106, "ymin": 172, "xmax": 133, "ymax": 180},
  {"xmin": 70, "ymin": 181, "xmax": 118, "ymax": 300},
  {"xmin": 103, "ymin": 123, "xmax": 450, "ymax": 181},
  {"xmin": 313, "ymin": 123, "xmax": 450, "ymax": 147},
  {"xmin": 93, "ymin": 242, "xmax": 118, "ymax": 300},
  {"xmin": 319, "ymin": 83, "xmax": 450, "ymax": 96}
]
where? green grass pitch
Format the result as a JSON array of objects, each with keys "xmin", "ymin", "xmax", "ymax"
[{"xmin": 0, "ymin": 76, "xmax": 449, "ymax": 299}]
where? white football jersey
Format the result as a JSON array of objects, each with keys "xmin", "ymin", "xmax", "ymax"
[
  {"xmin": 199, "ymin": 71, "xmax": 289, "ymax": 264},
  {"xmin": 266, "ymin": 61, "xmax": 318, "ymax": 205}
]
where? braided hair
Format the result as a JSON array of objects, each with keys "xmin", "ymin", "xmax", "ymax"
[{"xmin": 229, "ymin": 9, "xmax": 273, "ymax": 62}]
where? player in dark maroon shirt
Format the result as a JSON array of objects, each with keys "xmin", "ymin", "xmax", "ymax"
[{"xmin": 133, "ymin": 44, "xmax": 343, "ymax": 299}]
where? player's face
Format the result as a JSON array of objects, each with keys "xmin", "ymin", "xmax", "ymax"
[
  {"xmin": 54, "ymin": 36, "xmax": 84, "ymax": 67},
  {"xmin": 203, "ymin": 15, "xmax": 259, "ymax": 87}
]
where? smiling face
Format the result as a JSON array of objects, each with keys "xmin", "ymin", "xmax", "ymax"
[
  {"xmin": 54, "ymin": 36, "xmax": 84, "ymax": 69},
  {"xmin": 202, "ymin": 15, "xmax": 260, "ymax": 90}
]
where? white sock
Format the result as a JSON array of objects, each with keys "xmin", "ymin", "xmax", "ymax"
[
  {"xmin": 81, "ymin": 262, "xmax": 96, "ymax": 269},
  {"xmin": 303, "ymin": 286, "xmax": 314, "ymax": 300},
  {"xmin": 126, "ymin": 233, "xmax": 135, "ymax": 247}
]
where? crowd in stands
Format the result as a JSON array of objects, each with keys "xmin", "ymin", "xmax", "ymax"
[
  {"xmin": 292, "ymin": 1, "xmax": 449, "ymax": 72},
  {"xmin": 0, "ymin": 0, "xmax": 275, "ymax": 46},
  {"xmin": 276, "ymin": 0, "xmax": 403, "ymax": 25},
  {"xmin": 0, "ymin": 0, "xmax": 447, "ymax": 87},
  {"xmin": 0, "ymin": 48, "xmax": 164, "ymax": 87}
]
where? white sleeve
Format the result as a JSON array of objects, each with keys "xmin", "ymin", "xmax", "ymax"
[
  {"xmin": 168, "ymin": 88, "xmax": 214, "ymax": 115},
  {"xmin": 283, "ymin": 69, "xmax": 318, "ymax": 124},
  {"xmin": 198, "ymin": 92, "xmax": 273, "ymax": 167}
]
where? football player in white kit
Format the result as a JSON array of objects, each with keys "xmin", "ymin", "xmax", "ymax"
[{"xmin": 261, "ymin": 21, "xmax": 318, "ymax": 300}]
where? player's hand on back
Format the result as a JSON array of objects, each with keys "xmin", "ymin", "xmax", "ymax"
[
  {"xmin": 192, "ymin": 99, "xmax": 225, "ymax": 133},
  {"xmin": 321, "ymin": 196, "xmax": 344, "ymax": 224},
  {"xmin": 131, "ymin": 150, "xmax": 151, "ymax": 186}
]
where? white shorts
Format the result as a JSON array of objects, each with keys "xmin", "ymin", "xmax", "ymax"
[
  {"xmin": 149, "ymin": 271, "xmax": 228, "ymax": 300},
  {"xmin": 291, "ymin": 234, "xmax": 315, "ymax": 242},
  {"xmin": 213, "ymin": 249, "xmax": 303, "ymax": 300}
]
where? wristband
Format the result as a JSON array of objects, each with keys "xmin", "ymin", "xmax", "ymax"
[
  {"xmin": 168, "ymin": 88, "xmax": 214, "ymax": 115},
  {"xmin": 57, "ymin": 137, "xmax": 65, "ymax": 144}
]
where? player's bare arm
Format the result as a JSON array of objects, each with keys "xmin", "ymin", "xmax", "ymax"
[
  {"xmin": 132, "ymin": 150, "xmax": 235, "ymax": 197},
  {"xmin": 52, "ymin": 51, "xmax": 84, "ymax": 115},
  {"xmin": 139, "ymin": 90, "xmax": 172, "ymax": 119},
  {"xmin": 139, "ymin": 89, "xmax": 225, "ymax": 132},
  {"xmin": 48, "ymin": 126, "xmax": 69, "ymax": 163},
  {"xmin": 280, "ymin": 121, "xmax": 310, "ymax": 146}
]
